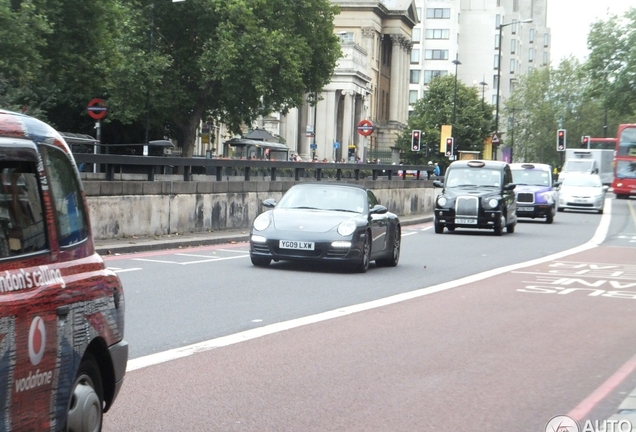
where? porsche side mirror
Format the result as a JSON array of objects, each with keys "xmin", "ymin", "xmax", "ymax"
[
  {"xmin": 504, "ymin": 183, "xmax": 516, "ymax": 191},
  {"xmin": 262, "ymin": 198, "xmax": 276, "ymax": 208},
  {"xmin": 369, "ymin": 204, "xmax": 388, "ymax": 215}
]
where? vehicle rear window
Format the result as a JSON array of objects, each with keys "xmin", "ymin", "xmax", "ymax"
[
  {"xmin": 40, "ymin": 144, "xmax": 89, "ymax": 247},
  {"xmin": 0, "ymin": 162, "xmax": 48, "ymax": 258}
]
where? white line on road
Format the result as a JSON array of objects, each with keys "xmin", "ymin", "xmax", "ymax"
[
  {"xmin": 126, "ymin": 201, "xmax": 612, "ymax": 372},
  {"xmin": 110, "ymin": 268, "xmax": 143, "ymax": 273}
]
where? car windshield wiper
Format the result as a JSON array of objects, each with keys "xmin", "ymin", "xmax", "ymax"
[
  {"xmin": 289, "ymin": 206, "xmax": 320, "ymax": 210},
  {"xmin": 326, "ymin": 208, "xmax": 359, "ymax": 213}
]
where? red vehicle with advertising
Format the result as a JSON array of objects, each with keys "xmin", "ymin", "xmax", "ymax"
[
  {"xmin": 0, "ymin": 110, "xmax": 127, "ymax": 431},
  {"xmin": 612, "ymin": 124, "xmax": 636, "ymax": 199}
]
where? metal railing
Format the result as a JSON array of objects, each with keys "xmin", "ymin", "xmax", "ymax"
[{"xmin": 73, "ymin": 154, "xmax": 434, "ymax": 182}]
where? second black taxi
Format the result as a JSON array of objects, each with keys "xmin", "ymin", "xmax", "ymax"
[{"xmin": 432, "ymin": 160, "xmax": 517, "ymax": 235}]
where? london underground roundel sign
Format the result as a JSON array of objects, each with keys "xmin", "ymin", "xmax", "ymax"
[
  {"xmin": 87, "ymin": 98, "xmax": 107, "ymax": 120},
  {"xmin": 357, "ymin": 119, "xmax": 375, "ymax": 137}
]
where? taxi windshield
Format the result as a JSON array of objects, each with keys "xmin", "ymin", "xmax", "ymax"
[
  {"xmin": 511, "ymin": 169, "xmax": 550, "ymax": 186},
  {"xmin": 445, "ymin": 168, "xmax": 502, "ymax": 187}
]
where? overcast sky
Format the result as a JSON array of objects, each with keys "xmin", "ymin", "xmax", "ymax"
[{"xmin": 546, "ymin": 1, "xmax": 636, "ymax": 62}]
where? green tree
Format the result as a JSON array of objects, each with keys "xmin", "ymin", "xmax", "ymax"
[
  {"xmin": 108, "ymin": 0, "xmax": 342, "ymax": 157},
  {"xmin": 396, "ymin": 75, "xmax": 492, "ymax": 164},
  {"xmin": 587, "ymin": 7, "xmax": 636, "ymax": 118}
]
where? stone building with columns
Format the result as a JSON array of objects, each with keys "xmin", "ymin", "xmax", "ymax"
[{"xmin": 272, "ymin": 0, "xmax": 418, "ymax": 162}]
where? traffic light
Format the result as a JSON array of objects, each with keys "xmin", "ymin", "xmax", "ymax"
[
  {"xmin": 411, "ymin": 130, "xmax": 421, "ymax": 151},
  {"xmin": 581, "ymin": 135, "xmax": 591, "ymax": 149},
  {"xmin": 557, "ymin": 129, "xmax": 566, "ymax": 152},
  {"xmin": 445, "ymin": 137, "xmax": 454, "ymax": 157}
]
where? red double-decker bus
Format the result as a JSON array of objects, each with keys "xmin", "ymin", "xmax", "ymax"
[{"xmin": 612, "ymin": 124, "xmax": 636, "ymax": 199}]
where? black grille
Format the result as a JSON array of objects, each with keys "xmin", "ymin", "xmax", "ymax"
[
  {"xmin": 252, "ymin": 243, "xmax": 269, "ymax": 253},
  {"xmin": 273, "ymin": 246, "xmax": 323, "ymax": 258},
  {"xmin": 517, "ymin": 193, "xmax": 534, "ymax": 203},
  {"xmin": 455, "ymin": 196, "xmax": 478, "ymax": 217}
]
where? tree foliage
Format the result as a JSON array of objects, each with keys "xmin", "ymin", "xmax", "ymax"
[
  {"xmin": 109, "ymin": 0, "xmax": 342, "ymax": 156},
  {"xmin": 396, "ymin": 75, "xmax": 492, "ymax": 164}
]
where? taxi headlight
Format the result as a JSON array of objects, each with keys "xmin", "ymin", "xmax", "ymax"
[
  {"xmin": 437, "ymin": 196, "xmax": 447, "ymax": 207},
  {"xmin": 337, "ymin": 220, "xmax": 357, "ymax": 236},
  {"xmin": 253, "ymin": 213, "xmax": 271, "ymax": 231},
  {"xmin": 488, "ymin": 198, "xmax": 499, "ymax": 209},
  {"xmin": 541, "ymin": 193, "xmax": 554, "ymax": 204}
]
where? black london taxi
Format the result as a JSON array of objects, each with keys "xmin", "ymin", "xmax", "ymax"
[
  {"xmin": 0, "ymin": 109, "xmax": 127, "ymax": 431},
  {"xmin": 432, "ymin": 160, "xmax": 517, "ymax": 235}
]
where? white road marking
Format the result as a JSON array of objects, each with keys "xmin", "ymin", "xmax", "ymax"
[
  {"xmin": 182, "ymin": 255, "xmax": 248, "ymax": 265},
  {"xmin": 401, "ymin": 232, "xmax": 418, "ymax": 237},
  {"xmin": 110, "ymin": 268, "xmax": 143, "ymax": 273},
  {"xmin": 420, "ymin": 226, "xmax": 433, "ymax": 231}
]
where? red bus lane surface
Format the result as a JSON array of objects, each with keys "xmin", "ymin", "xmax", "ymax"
[{"xmin": 103, "ymin": 214, "xmax": 636, "ymax": 431}]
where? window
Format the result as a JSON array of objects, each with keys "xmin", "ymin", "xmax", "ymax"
[
  {"xmin": 425, "ymin": 49, "xmax": 449, "ymax": 60},
  {"xmin": 494, "ymin": 54, "xmax": 499, "ymax": 69},
  {"xmin": 529, "ymin": 28, "xmax": 535, "ymax": 43},
  {"xmin": 409, "ymin": 90, "xmax": 419, "ymax": 104},
  {"xmin": 412, "ymin": 28, "xmax": 421, "ymax": 43},
  {"xmin": 411, "ymin": 49, "xmax": 421, "ymax": 63},
  {"xmin": 41, "ymin": 145, "xmax": 89, "ymax": 247},
  {"xmin": 495, "ymin": 14, "xmax": 501, "ymax": 29},
  {"xmin": 511, "ymin": 20, "xmax": 518, "ymax": 35},
  {"xmin": 543, "ymin": 51, "xmax": 549, "ymax": 65},
  {"xmin": 494, "ymin": 34, "xmax": 500, "ymax": 49},
  {"xmin": 528, "ymin": 65, "xmax": 535, "ymax": 73},
  {"xmin": 510, "ymin": 59, "xmax": 516, "ymax": 73},
  {"xmin": 510, "ymin": 79, "xmax": 516, "ymax": 93},
  {"xmin": 424, "ymin": 70, "xmax": 448, "ymax": 84},
  {"xmin": 426, "ymin": 8, "xmax": 450, "ymax": 19},
  {"xmin": 492, "ymin": 94, "xmax": 498, "ymax": 105},
  {"xmin": 513, "ymin": 0, "xmax": 519, "ymax": 12},
  {"xmin": 544, "ymin": 33, "xmax": 549, "ymax": 47},
  {"xmin": 410, "ymin": 70, "xmax": 421, "ymax": 84},
  {"xmin": 338, "ymin": 32, "xmax": 354, "ymax": 43},
  {"xmin": 416, "ymin": 7, "xmax": 422, "ymax": 21},
  {"xmin": 0, "ymin": 162, "xmax": 47, "ymax": 258},
  {"xmin": 493, "ymin": 74, "xmax": 499, "ymax": 90},
  {"xmin": 528, "ymin": 47, "xmax": 534, "ymax": 62},
  {"xmin": 510, "ymin": 39, "xmax": 516, "ymax": 54},
  {"xmin": 425, "ymin": 29, "xmax": 450, "ymax": 39}
]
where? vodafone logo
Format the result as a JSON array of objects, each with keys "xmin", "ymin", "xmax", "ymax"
[{"xmin": 28, "ymin": 316, "xmax": 46, "ymax": 365}]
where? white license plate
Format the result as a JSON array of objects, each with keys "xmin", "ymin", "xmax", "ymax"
[
  {"xmin": 456, "ymin": 218, "xmax": 477, "ymax": 225},
  {"xmin": 279, "ymin": 240, "xmax": 315, "ymax": 250},
  {"xmin": 518, "ymin": 207, "xmax": 534, "ymax": 212},
  {"xmin": 574, "ymin": 199, "xmax": 587, "ymax": 203}
]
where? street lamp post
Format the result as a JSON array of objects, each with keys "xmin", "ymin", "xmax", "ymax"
[
  {"xmin": 494, "ymin": 18, "xmax": 532, "ymax": 160},
  {"xmin": 144, "ymin": 0, "xmax": 186, "ymax": 150},
  {"xmin": 479, "ymin": 79, "xmax": 487, "ymax": 111},
  {"xmin": 452, "ymin": 55, "xmax": 461, "ymax": 128}
]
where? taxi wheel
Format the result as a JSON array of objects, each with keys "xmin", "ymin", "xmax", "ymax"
[
  {"xmin": 251, "ymin": 255, "xmax": 271, "ymax": 267},
  {"xmin": 66, "ymin": 354, "xmax": 103, "ymax": 432},
  {"xmin": 447, "ymin": 225, "xmax": 455, "ymax": 232},
  {"xmin": 434, "ymin": 222, "xmax": 444, "ymax": 234},
  {"xmin": 494, "ymin": 215, "xmax": 505, "ymax": 236},
  {"xmin": 506, "ymin": 221, "xmax": 515, "ymax": 233},
  {"xmin": 356, "ymin": 233, "xmax": 371, "ymax": 273},
  {"xmin": 546, "ymin": 210, "xmax": 554, "ymax": 224}
]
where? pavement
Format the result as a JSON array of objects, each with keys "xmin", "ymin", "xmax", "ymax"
[{"xmin": 93, "ymin": 213, "xmax": 434, "ymax": 256}]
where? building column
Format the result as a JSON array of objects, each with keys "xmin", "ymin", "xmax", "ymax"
[
  {"xmin": 321, "ymin": 90, "xmax": 337, "ymax": 159},
  {"xmin": 342, "ymin": 90, "xmax": 355, "ymax": 157},
  {"xmin": 389, "ymin": 34, "xmax": 402, "ymax": 123}
]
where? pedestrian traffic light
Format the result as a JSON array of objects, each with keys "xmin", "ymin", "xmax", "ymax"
[
  {"xmin": 581, "ymin": 135, "xmax": 591, "ymax": 149},
  {"xmin": 411, "ymin": 130, "xmax": 421, "ymax": 151},
  {"xmin": 445, "ymin": 137, "xmax": 454, "ymax": 157},
  {"xmin": 557, "ymin": 129, "xmax": 566, "ymax": 152}
]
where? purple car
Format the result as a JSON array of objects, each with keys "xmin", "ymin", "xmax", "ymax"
[{"xmin": 510, "ymin": 163, "xmax": 559, "ymax": 224}]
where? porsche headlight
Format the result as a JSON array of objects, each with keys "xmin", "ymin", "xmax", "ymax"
[
  {"xmin": 253, "ymin": 213, "xmax": 271, "ymax": 231},
  {"xmin": 437, "ymin": 196, "xmax": 447, "ymax": 207},
  {"xmin": 487, "ymin": 198, "xmax": 499, "ymax": 209},
  {"xmin": 337, "ymin": 220, "xmax": 357, "ymax": 236}
]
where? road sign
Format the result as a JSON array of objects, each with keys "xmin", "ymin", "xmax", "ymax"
[
  {"xmin": 492, "ymin": 133, "xmax": 500, "ymax": 145},
  {"xmin": 333, "ymin": 141, "xmax": 340, "ymax": 149},
  {"xmin": 87, "ymin": 98, "xmax": 107, "ymax": 120},
  {"xmin": 310, "ymin": 143, "xmax": 317, "ymax": 149},
  {"xmin": 357, "ymin": 119, "xmax": 375, "ymax": 137}
]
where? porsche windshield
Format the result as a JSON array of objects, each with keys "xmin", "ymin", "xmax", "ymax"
[
  {"xmin": 277, "ymin": 186, "xmax": 367, "ymax": 213},
  {"xmin": 445, "ymin": 168, "xmax": 502, "ymax": 187}
]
